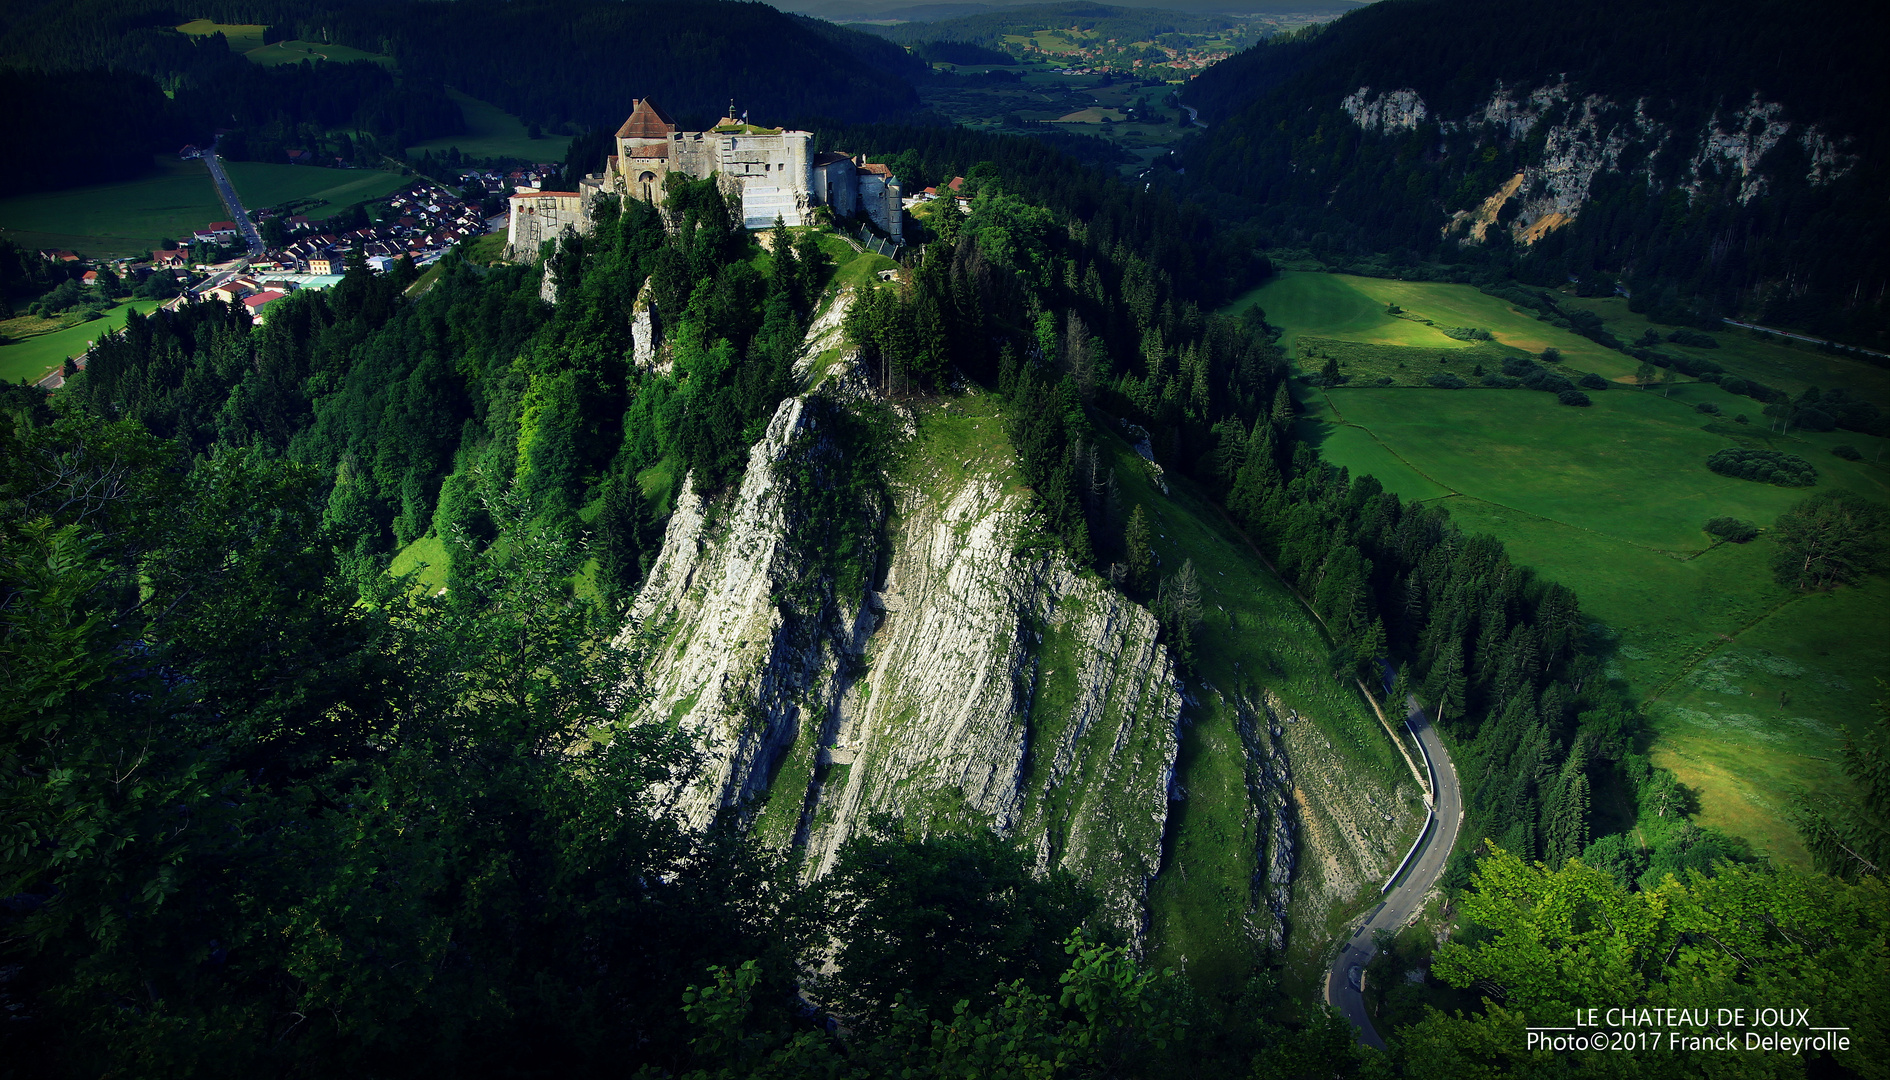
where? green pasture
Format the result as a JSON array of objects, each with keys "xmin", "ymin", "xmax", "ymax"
[
  {"xmin": 0, "ymin": 159, "xmax": 403, "ymax": 259},
  {"xmin": 177, "ymin": 21, "xmax": 392, "ymax": 66},
  {"xmin": 0, "ymin": 158, "xmax": 225, "ymax": 258},
  {"xmin": 1290, "ymin": 373, "xmax": 1886, "ymax": 866},
  {"xmin": 221, "ymin": 162, "xmax": 406, "ymax": 215},
  {"xmin": 407, "ymin": 89, "xmax": 572, "ymax": 163},
  {"xmin": 1234, "ymin": 272, "xmax": 1644, "ymax": 381},
  {"xmin": 246, "ymin": 39, "xmax": 393, "ymax": 67},
  {"xmin": 175, "ymin": 19, "xmax": 269, "ymax": 52},
  {"xmin": 1646, "ymin": 579, "xmax": 1887, "ymax": 868},
  {"xmin": 0, "ymin": 300, "xmax": 164, "ymax": 385},
  {"xmin": 1256, "ymin": 270, "xmax": 1890, "ymax": 867},
  {"xmin": 1560, "ymin": 295, "xmax": 1890, "ymax": 409},
  {"xmin": 1309, "ymin": 387, "xmax": 1888, "ymax": 551}
]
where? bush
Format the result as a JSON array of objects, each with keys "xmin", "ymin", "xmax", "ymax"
[
  {"xmin": 1833, "ymin": 444, "xmax": 1863, "ymax": 461},
  {"xmin": 1540, "ymin": 347, "xmax": 1561, "ymax": 363},
  {"xmin": 1442, "ymin": 326, "xmax": 1492, "ymax": 341},
  {"xmin": 1557, "ymin": 390, "xmax": 1592, "ymax": 407},
  {"xmin": 1668, "ymin": 328, "xmax": 1719, "ymax": 348},
  {"xmin": 1578, "ymin": 372, "xmax": 1609, "ymax": 390},
  {"xmin": 1704, "ymin": 517, "xmax": 1759, "ymax": 543},
  {"xmin": 1426, "ymin": 372, "xmax": 1467, "ymax": 389},
  {"xmin": 1706, "ymin": 448, "xmax": 1818, "ymax": 486},
  {"xmin": 1719, "ymin": 376, "xmax": 1750, "ymax": 396},
  {"xmin": 1482, "ymin": 375, "xmax": 1521, "ymax": 388},
  {"xmin": 1695, "ymin": 401, "xmax": 1720, "ymax": 415}
]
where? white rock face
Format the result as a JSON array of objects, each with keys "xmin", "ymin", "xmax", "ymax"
[
  {"xmin": 1368, "ymin": 82, "xmax": 1855, "ymax": 245},
  {"xmin": 1341, "ymin": 86, "xmax": 1429, "ymax": 133},
  {"xmin": 624, "ymin": 394, "xmax": 865, "ymax": 827},
  {"xmin": 1688, "ymin": 94, "xmax": 1792, "ymax": 204},
  {"xmin": 621, "ymin": 385, "xmax": 1182, "ymax": 936},
  {"xmin": 631, "ymin": 277, "xmax": 664, "ymax": 373},
  {"xmin": 802, "ymin": 459, "xmax": 1182, "ymax": 935}
]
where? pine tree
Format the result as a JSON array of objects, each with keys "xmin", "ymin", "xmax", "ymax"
[
  {"xmin": 595, "ymin": 470, "xmax": 651, "ymax": 601},
  {"xmin": 1125, "ymin": 504, "xmax": 1154, "ymax": 596}
]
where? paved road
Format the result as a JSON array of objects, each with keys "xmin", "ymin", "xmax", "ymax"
[
  {"xmin": 203, "ymin": 137, "xmax": 264, "ymax": 257},
  {"xmin": 1324, "ymin": 693, "xmax": 1462, "ymax": 1051},
  {"xmin": 1720, "ymin": 318, "xmax": 1889, "ymax": 360}
]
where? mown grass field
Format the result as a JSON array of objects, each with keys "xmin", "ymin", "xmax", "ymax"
[
  {"xmin": 0, "ymin": 159, "xmax": 403, "ymax": 259},
  {"xmin": 175, "ymin": 19, "xmax": 269, "ymax": 52},
  {"xmin": 221, "ymin": 162, "xmax": 406, "ymax": 215},
  {"xmin": 0, "ymin": 158, "xmax": 226, "ymax": 258},
  {"xmin": 0, "ymin": 300, "xmax": 165, "ymax": 384},
  {"xmin": 1561, "ymin": 294, "xmax": 1890, "ymax": 408},
  {"xmin": 246, "ymin": 39, "xmax": 393, "ymax": 67},
  {"xmin": 177, "ymin": 21, "xmax": 393, "ymax": 67},
  {"xmin": 407, "ymin": 89, "xmax": 571, "ymax": 163},
  {"xmin": 1250, "ymin": 271, "xmax": 1890, "ymax": 867},
  {"xmin": 1232, "ymin": 272, "xmax": 1644, "ymax": 381}
]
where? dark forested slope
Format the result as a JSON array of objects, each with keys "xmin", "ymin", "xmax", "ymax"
[
  {"xmin": 1179, "ymin": 0, "xmax": 1890, "ymax": 346},
  {"xmin": 0, "ymin": 0, "xmax": 925, "ymax": 196}
]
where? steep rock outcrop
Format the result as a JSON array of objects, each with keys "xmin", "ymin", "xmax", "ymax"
[
  {"xmin": 798, "ymin": 441, "xmax": 1182, "ymax": 934},
  {"xmin": 623, "ymin": 385, "xmax": 1181, "ymax": 936},
  {"xmin": 623, "ymin": 393, "xmax": 873, "ymax": 828}
]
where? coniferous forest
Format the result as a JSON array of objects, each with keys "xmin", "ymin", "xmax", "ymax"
[{"xmin": 4, "ymin": 0, "xmax": 1890, "ymax": 1076}]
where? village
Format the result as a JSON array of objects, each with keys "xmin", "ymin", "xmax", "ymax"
[{"xmin": 22, "ymin": 163, "xmax": 569, "ymax": 388}]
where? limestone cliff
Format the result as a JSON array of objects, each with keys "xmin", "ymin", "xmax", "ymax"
[
  {"xmin": 1338, "ymin": 82, "xmax": 1859, "ymax": 247},
  {"xmin": 621, "ymin": 374, "xmax": 1181, "ymax": 935}
]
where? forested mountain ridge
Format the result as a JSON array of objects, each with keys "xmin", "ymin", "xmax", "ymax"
[
  {"xmin": 1180, "ymin": 0, "xmax": 1890, "ymax": 347},
  {"xmin": 0, "ymin": 0, "xmax": 924, "ymax": 196}
]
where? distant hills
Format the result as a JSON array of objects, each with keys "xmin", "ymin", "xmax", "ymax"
[
  {"xmin": 1178, "ymin": 0, "xmax": 1890, "ymax": 345},
  {"xmin": 0, "ymin": 0, "xmax": 927, "ymax": 197}
]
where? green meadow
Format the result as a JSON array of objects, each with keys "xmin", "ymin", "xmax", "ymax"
[
  {"xmin": 175, "ymin": 19, "xmax": 269, "ymax": 52},
  {"xmin": 221, "ymin": 162, "xmax": 407, "ymax": 215},
  {"xmin": 0, "ymin": 300, "xmax": 165, "ymax": 384},
  {"xmin": 0, "ymin": 159, "xmax": 403, "ymax": 259},
  {"xmin": 1242, "ymin": 271, "xmax": 1890, "ymax": 868},
  {"xmin": 407, "ymin": 89, "xmax": 572, "ymax": 163},
  {"xmin": 1091, "ymin": 423, "xmax": 1415, "ymax": 996},
  {"xmin": 0, "ymin": 159, "xmax": 226, "ymax": 258},
  {"xmin": 177, "ymin": 21, "xmax": 393, "ymax": 67}
]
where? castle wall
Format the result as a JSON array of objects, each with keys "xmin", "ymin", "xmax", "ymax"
[{"xmin": 507, "ymin": 192, "xmax": 586, "ymax": 259}]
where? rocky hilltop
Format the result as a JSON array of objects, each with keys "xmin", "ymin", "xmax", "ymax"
[{"xmin": 622, "ymin": 348, "xmax": 1182, "ymax": 936}]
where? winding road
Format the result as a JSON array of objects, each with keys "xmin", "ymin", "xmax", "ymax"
[{"xmin": 1324, "ymin": 693, "xmax": 1462, "ymax": 1051}]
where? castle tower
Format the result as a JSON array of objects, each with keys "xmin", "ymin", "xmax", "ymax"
[{"xmin": 613, "ymin": 98, "xmax": 679, "ymax": 205}]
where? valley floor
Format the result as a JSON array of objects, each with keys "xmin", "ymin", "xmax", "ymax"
[{"xmin": 1237, "ymin": 271, "xmax": 1890, "ymax": 867}]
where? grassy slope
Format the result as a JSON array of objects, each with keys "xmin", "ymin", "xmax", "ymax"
[
  {"xmin": 0, "ymin": 159, "xmax": 404, "ymax": 259},
  {"xmin": 177, "ymin": 20, "xmax": 393, "ymax": 67},
  {"xmin": 221, "ymin": 162, "xmax": 406, "ymax": 215},
  {"xmin": 1251, "ymin": 271, "xmax": 1890, "ymax": 867},
  {"xmin": 1089, "ymin": 423, "xmax": 1413, "ymax": 995},
  {"xmin": 0, "ymin": 159, "xmax": 226, "ymax": 258},
  {"xmin": 407, "ymin": 89, "xmax": 573, "ymax": 162},
  {"xmin": 0, "ymin": 300, "xmax": 165, "ymax": 384}
]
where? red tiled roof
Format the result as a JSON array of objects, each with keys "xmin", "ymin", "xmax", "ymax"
[
  {"xmin": 859, "ymin": 162, "xmax": 892, "ymax": 177},
  {"xmin": 812, "ymin": 151, "xmax": 851, "ymax": 166},
  {"xmin": 615, "ymin": 98, "xmax": 677, "ymax": 139},
  {"xmin": 508, "ymin": 191, "xmax": 583, "ymax": 199},
  {"xmin": 628, "ymin": 145, "xmax": 668, "ymax": 159},
  {"xmin": 243, "ymin": 291, "xmax": 287, "ymax": 309}
]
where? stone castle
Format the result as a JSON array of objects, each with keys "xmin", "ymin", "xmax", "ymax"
[{"xmin": 508, "ymin": 98, "xmax": 903, "ymax": 258}]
